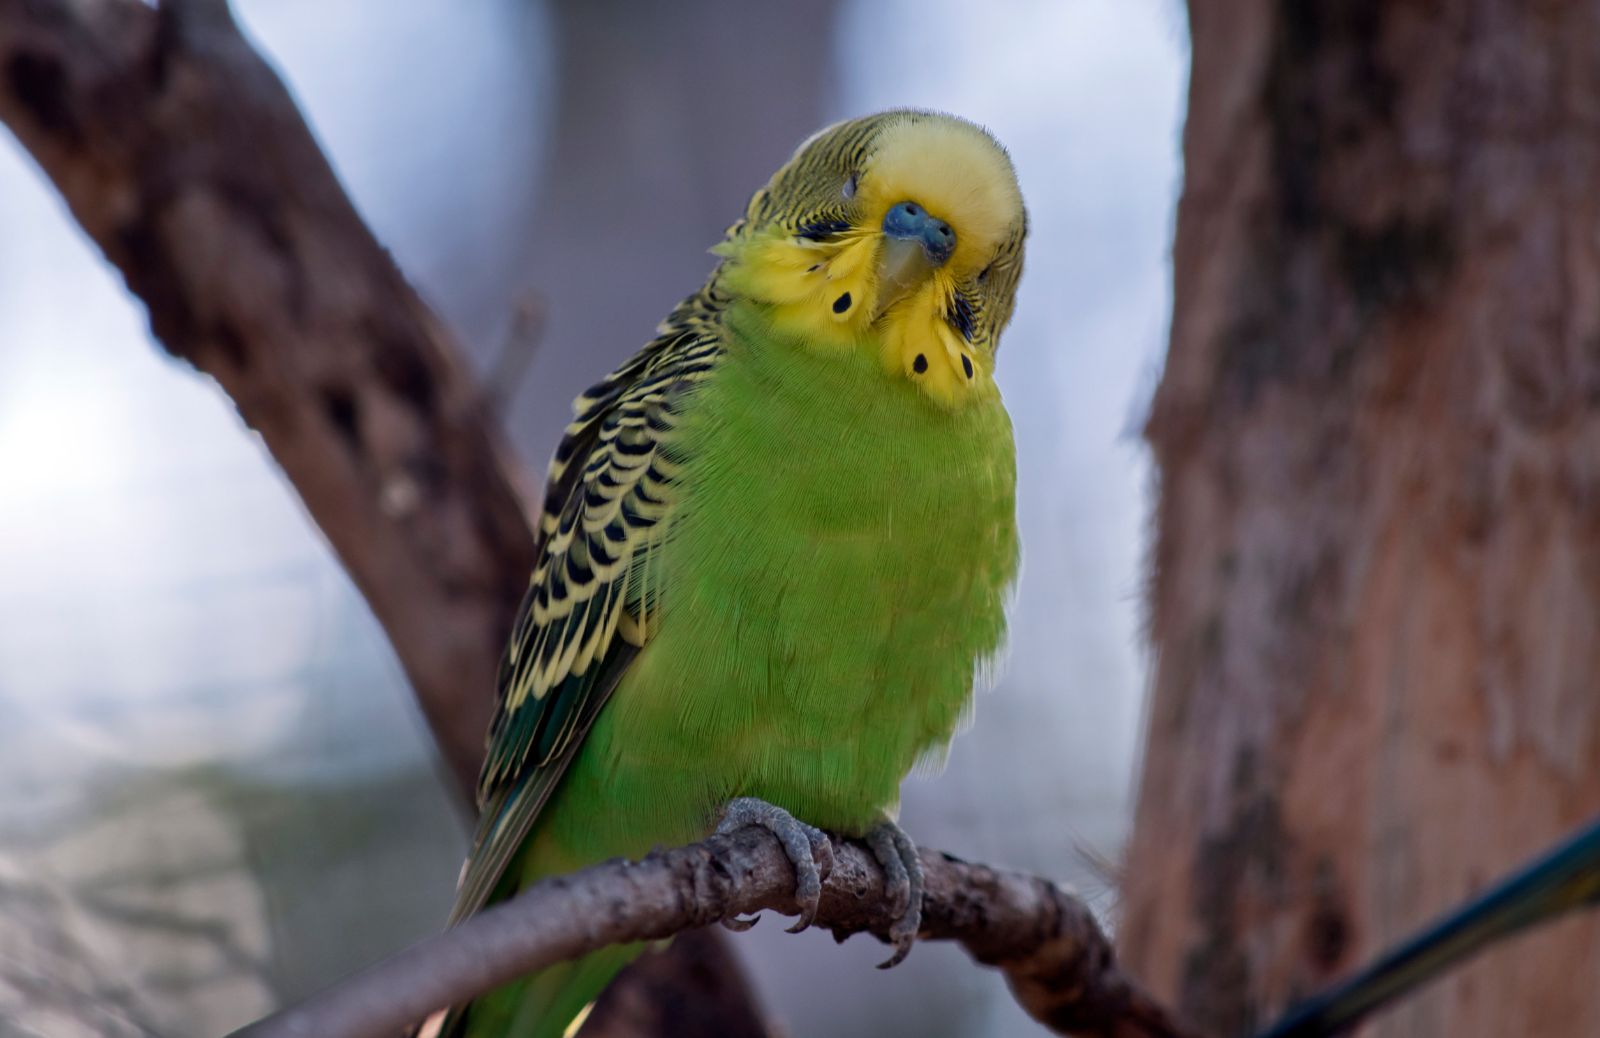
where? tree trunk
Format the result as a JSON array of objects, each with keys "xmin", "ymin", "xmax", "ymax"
[{"xmin": 1120, "ymin": 3, "xmax": 1600, "ymax": 1037}]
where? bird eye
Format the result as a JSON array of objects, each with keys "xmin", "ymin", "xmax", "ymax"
[{"xmin": 842, "ymin": 173, "xmax": 858, "ymax": 200}]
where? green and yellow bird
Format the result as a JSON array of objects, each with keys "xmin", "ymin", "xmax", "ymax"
[{"xmin": 427, "ymin": 110, "xmax": 1028, "ymax": 1038}]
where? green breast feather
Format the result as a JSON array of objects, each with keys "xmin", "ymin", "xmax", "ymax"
[{"xmin": 647, "ymin": 299, "xmax": 1019, "ymax": 830}]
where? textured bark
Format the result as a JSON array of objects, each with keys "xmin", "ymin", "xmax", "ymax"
[
  {"xmin": 1122, "ymin": 3, "xmax": 1600, "ymax": 1037},
  {"xmin": 232, "ymin": 827, "xmax": 1201, "ymax": 1038}
]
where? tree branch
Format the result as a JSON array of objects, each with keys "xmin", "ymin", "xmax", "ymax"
[
  {"xmin": 0, "ymin": 0, "xmax": 534, "ymax": 799},
  {"xmin": 228, "ymin": 829, "xmax": 1202, "ymax": 1038}
]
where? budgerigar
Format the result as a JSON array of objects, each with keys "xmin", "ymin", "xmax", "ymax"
[{"xmin": 426, "ymin": 109, "xmax": 1028, "ymax": 1038}]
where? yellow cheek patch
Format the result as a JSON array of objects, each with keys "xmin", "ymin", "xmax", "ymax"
[
  {"xmin": 715, "ymin": 231, "xmax": 881, "ymax": 349},
  {"xmin": 717, "ymin": 231, "xmax": 993, "ymax": 408},
  {"xmin": 879, "ymin": 277, "xmax": 993, "ymax": 409}
]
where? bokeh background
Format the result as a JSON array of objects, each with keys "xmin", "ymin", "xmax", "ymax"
[{"xmin": 0, "ymin": 2, "xmax": 1187, "ymax": 1034}]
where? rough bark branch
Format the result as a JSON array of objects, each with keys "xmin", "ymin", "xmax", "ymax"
[
  {"xmin": 0, "ymin": 0, "xmax": 534, "ymax": 799},
  {"xmin": 228, "ymin": 827, "xmax": 1203, "ymax": 1038},
  {"xmin": 1123, "ymin": 3, "xmax": 1600, "ymax": 1036}
]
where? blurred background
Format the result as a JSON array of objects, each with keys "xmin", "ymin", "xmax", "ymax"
[{"xmin": 0, "ymin": 1, "xmax": 1186, "ymax": 1035}]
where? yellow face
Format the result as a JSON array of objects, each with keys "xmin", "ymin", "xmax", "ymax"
[{"xmin": 716, "ymin": 110, "xmax": 1027, "ymax": 408}]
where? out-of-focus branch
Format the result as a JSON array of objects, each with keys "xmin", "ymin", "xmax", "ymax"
[
  {"xmin": 0, "ymin": 0, "xmax": 534, "ymax": 798},
  {"xmin": 228, "ymin": 827, "xmax": 1204, "ymax": 1038}
]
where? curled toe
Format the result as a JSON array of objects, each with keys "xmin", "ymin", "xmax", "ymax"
[
  {"xmin": 722, "ymin": 913, "xmax": 760, "ymax": 933},
  {"xmin": 866, "ymin": 820, "xmax": 925, "ymax": 969},
  {"xmin": 715, "ymin": 797, "xmax": 832, "ymax": 935}
]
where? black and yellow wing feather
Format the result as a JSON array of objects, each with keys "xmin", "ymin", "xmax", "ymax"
[{"xmin": 449, "ymin": 304, "xmax": 723, "ymax": 924}]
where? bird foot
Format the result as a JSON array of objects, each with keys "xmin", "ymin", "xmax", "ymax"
[
  {"xmin": 866, "ymin": 818, "xmax": 924, "ymax": 968},
  {"xmin": 715, "ymin": 797, "xmax": 833, "ymax": 933}
]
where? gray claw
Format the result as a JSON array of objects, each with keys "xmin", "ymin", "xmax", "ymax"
[
  {"xmin": 866, "ymin": 819, "xmax": 924, "ymax": 968},
  {"xmin": 720, "ymin": 912, "xmax": 759, "ymax": 932},
  {"xmin": 715, "ymin": 797, "xmax": 832, "ymax": 933}
]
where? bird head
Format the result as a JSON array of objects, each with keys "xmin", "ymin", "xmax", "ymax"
[{"xmin": 714, "ymin": 110, "xmax": 1027, "ymax": 408}]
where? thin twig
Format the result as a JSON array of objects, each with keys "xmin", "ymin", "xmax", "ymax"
[
  {"xmin": 486, "ymin": 290, "xmax": 547, "ymax": 419},
  {"xmin": 228, "ymin": 828, "xmax": 1203, "ymax": 1038}
]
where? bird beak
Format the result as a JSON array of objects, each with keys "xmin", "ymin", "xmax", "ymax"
[
  {"xmin": 882, "ymin": 200, "xmax": 956, "ymax": 265},
  {"xmin": 875, "ymin": 201, "xmax": 955, "ymax": 318}
]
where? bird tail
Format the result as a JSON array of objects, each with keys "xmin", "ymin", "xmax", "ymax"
[{"xmin": 417, "ymin": 943, "xmax": 645, "ymax": 1038}]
